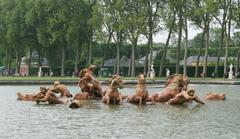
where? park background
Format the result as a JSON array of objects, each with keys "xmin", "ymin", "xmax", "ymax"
[{"xmin": 0, "ymin": 0, "xmax": 240, "ymax": 78}]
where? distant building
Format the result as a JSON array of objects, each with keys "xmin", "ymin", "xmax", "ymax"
[
  {"xmin": 138, "ymin": 51, "xmax": 160, "ymax": 65},
  {"xmin": 20, "ymin": 51, "xmax": 48, "ymax": 76},
  {"xmin": 180, "ymin": 56, "xmax": 226, "ymax": 66},
  {"xmin": 104, "ymin": 51, "xmax": 175, "ymax": 67},
  {"xmin": 104, "ymin": 56, "xmax": 135, "ymax": 67},
  {"xmin": 138, "ymin": 51, "xmax": 174, "ymax": 66}
]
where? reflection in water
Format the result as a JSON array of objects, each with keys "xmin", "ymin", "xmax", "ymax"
[
  {"xmin": 0, "ymin": 85, "xmax": 240, "ymax": 139},
  {"xmin": 104, "ymin": 104, "xmax": 122, "ymax": 112}
]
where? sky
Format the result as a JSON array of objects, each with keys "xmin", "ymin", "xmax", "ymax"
[
  {"xmin": 153, "ymin": 26, "xmax": 202, "ymax": 43},
  {"xmin": 137, "ymin": 25, "xmax": 202, "ymax": 44},
  {"xmin": 147, "ymin": 20, "xmax": 240, "ymax": 44}
]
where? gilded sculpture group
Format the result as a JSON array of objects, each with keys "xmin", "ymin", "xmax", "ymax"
[{"xmin": 17, "ymin": 65, "xmax": 226, "ymax": 108}]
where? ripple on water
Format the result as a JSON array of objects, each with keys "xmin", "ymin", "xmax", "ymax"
[{"xmin": 0, "ymin": 85, "xmax": 240, "ymax": 139}]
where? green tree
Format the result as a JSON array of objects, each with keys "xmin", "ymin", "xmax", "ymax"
[
  {"xmin": 232, "ymin": 0, "xmax": 240, "ymax": 75},
  {"xmin": 214, "ymin": 0, "xmax": 231, "ymax": 77},
  {"xmin": 159, "ymin": 0, "xmax": 177, "ymax": 77},
  {"xmin": 0, "ymin": 0, "xmax": 28, "ymax": 75},
  {"xmin": 85, "ymin": 0, "xmax": 97, "ymax": 65},
  {"xmin": 66, "ymin": 0, "xmax": 89, "ymax": 75},
  {"xmin": 143, "ymin": 0, "xmax": 161, "ymax": 76},
  {"xmin": 122, "ymin": 0, "xmax": 146, "ymax": 77},
  {"xmin": 99, "ymin": 0, "xmax": 125, "ymax": 74},
  {"xmin": 224, "ymin": 0, "xmax": 233, "ymax": 76},
  {"xmin": 0, "ymin": 0, "xmax": 13, "ymax": 75},
  {"xmin": 183, "ymin": 0, "xmax": 190, "ymax": 76},
  {"xmin": 44, "ymin": 0, "xmax": 69, "ymax": 76},
  {"xmin": 190, "ymin": 0, "xmax": 218, "ymax": 78},
  {"xmin": 190, "ymin": 0, "xmax": 206, "ymax": 77},
  {"xmin": 233, "ymin": 32, "xmax": 240, "ymax": 75}
]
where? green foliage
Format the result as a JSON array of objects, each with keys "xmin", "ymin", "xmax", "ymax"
[
  {"xmin": 233, "ymin": 31, "xmax": 240, "ymax": 46},
  {"xmin": 191, "ymin": 32, "xmax": 204, "ymax": 48},
  {"xmin": 210, "ymin": 28, "xmax": 222, "ymax": 48},
  {"xmin": 0, "ymin": 0, "xmax": 239, "ymax": 77}
]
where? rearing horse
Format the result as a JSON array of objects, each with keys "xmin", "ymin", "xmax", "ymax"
[
  {"xmin": 102, "ymin": 75, "xmax": 125, "ymax": 105},
  {"xmin": 127, "ymin": 73, "xmax": 148, "ymax": 105},
  {"xmin": 148, "ymin": 74, "xmax": 188, "ymax": 103}
]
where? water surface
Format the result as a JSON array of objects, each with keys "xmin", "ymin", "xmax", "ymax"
[{"xmin": 0, "ymin": 84, "xmax": 239, "ymax": 139}]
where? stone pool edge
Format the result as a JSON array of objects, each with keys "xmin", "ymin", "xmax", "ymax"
[{"xmin": 0, "ymin": 80, "xmax": 240, "ymax": 85}]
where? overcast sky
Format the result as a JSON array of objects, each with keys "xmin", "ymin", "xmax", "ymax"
[
  {"xmin": 137, "ymin": 25, "xmax": 202, "ymax": 44},
  {"xmin": 153, "ymin": 27, "xmax": 202, "ymax": 43}
]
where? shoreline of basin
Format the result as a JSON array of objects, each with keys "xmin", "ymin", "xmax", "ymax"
[{"xmin": 0, "ymin": 79, "xmax": 240, "ymax": 85}]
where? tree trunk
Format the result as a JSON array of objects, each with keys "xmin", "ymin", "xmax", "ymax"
[
  {"xmin": 7, "ymin": 54, "xmax": 12, "ymax": 76},
  {"xmin": 236, "ymin": 0, "xmax": 240, "ymax": 77},
  {"xmin": 17, "ymin": 57, "xmax": 21, "ymax": 75},
  {"xmin": 38, "ymin": 48, "xmax": 45, "ymax": 67},
  {"xmin": 195, "ymin": 31, "xmax": 205, "ymax": 77},
  {"xmin": 113, "ymin": 57, "xmax": 117, "ymax": 74},
  {"xmin": 214, "ymin": 11, "xmax": 227, "ymax": 77},
  {"xmin": 144, "ymin": 45, "xmax": 149, "ymax": 75},
  {"xmin": 61, "ymin": 45, "xmax": 65, "ymax": 77},
  {"xmin": 116, "ymin": 43, "xmax": 120, "ymax": 75},
  {"xmin": 224, "ymin": 1, "xmax": 232, "ymax": 76},
  {"xmin": 131, "ymin": 42, "xmax": 135, "ymax": 77},
  {"xmin": 223, "ymin": 28, "xmax": 228, "ymax": 76},
  {"xmin": 159, "ymin": 12, "xmax": 175, "ymax": 77},
  {"xmin": 147, "ymin": 30, "xmax": 153, "ymax": 77},
  {"xmin": 27, "ymin": 48, "xmax": 32, "ymax": 76},
  {"xmin": 183, "ymin": 40, "xmax": 188, "ymax": 76},
  {"xmin": 214, "ymin": 26, "xmax": 225, "ymax": 77},
  {"xmin": 46, "ymin": 46, "xmax": 54, "ymax": 76},
  {"xmin": 6, "ymin": 47, "xmax": 12, "ymax": 76},
  {"xmin": 116, "ymin": 32, "xmax": 122, "ymax": 75},
  {"xmin": 147, "ymin": 3, "xmax": 153, "ymax": 77},
  {"xmin": 48, "ymin": 60, "xmax": 53, "ymax": 77},
  {"xmin": 176, "ymin": 17, "xmax": 183, "ymax": 74},
  {"xmin": 5, "ymin": 48, "xmax": 10, "ymax": 76},
  {"xmin": 38, "ymin": 48, "xmax": 45, "ymax": 77},
  {"xmin": 17, "ymin": 51, "xmax": 22, "ymax": 75},
  {"xmin": 128, "ymin": 55, "xmax": 132, "ymax": 77},
  {"xmin": 203, "ymin": 19, "xmax": 210, "ymax": 78},
  {"xmin": 183, "ymin": 13, "xmax": 188, "ymax": 76},
  {"xmin": 15, "ymin": 51, "xmax": 20, "ymax": 75},
  {"xmin": 74, "ymin": 46, "xmax": 80, "ymax": 75},
  {"xmin": 88, "ymin": 39, "xmax": 92, "ymax": 65},
  {"xmin": 131, "ymin": 38, "xmax": 137, "ymax": 77},
  {"xmin": 101, "ymin": 31, "xmax": 112, "ymax": 69},
  {"xmin": 235, "ymin": 49, "xmax": 240, "ymax": 75},
  {"xmin": 101, "ymin": 46, "xmax": 107, "ymax": 69}
]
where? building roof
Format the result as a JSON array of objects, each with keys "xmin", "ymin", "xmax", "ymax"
[
  {"xmin": 180, "ymin": 56, "xmax": 226, "ymax": 66},
  {"xmin": 20, "ymin": 50, "xmax": 48, "ymax": 67},
  {"xmin": 104, "ymin": 56, "xmax": 143, "ymax": 67},
  {"xmin": 104, "ymin": 56, "xmax": 130, "ymax": 67}
]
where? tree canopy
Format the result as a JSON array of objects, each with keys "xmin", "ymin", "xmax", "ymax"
[{"xmin": 0, "ymin": 0, "xmax": 240, "ymax": 77}]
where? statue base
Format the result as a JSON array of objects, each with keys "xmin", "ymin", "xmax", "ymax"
[
  {"xmin": 228, "ymin": 72, "xmax": 233, "ymax": 79},
  {"xmin": 38, "ymin": 72, "xmax": 42, "ymax": 77},
  {"xmin": 149, "ymin": 72, "xmax": 155, "ymax": 79}
]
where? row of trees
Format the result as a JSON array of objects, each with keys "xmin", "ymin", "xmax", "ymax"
[{"xmin": 0, "ymin": 0, "xmax": 240, "ymax": 77}]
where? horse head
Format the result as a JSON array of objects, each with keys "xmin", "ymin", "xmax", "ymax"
[{"xmin": 109, "ymin": 74, "xmax": 124, "ymax": 89}]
